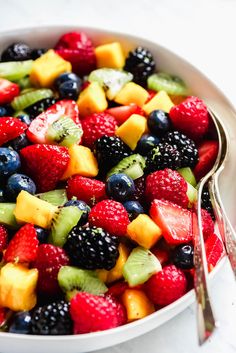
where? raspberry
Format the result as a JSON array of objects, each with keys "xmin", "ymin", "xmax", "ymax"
[
  {"xmin": 0, "ymin": 225, "xmax": 8, "ymax": 252},
  {"xmin": 145, "ymin": 143, "xmax": 181, "ymax": 174},
  {"xmin": 145, "ymin": 168, "xmax": 189, "ymax": 208},
  {"xmin": 145, "ymin": 265, "xmax": 187, "ymax": 306},
  {"xmin": 201, "ymin": 208, "xmax": 214, "ymax": 241},
  {"xmin": 89, "ymin": 200, "xmax": 130, "ymax": 237}
]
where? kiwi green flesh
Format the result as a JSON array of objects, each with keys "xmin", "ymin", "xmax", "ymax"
[
  {"xmin": 46, "ymin": 116, "xmax": 82, "ymax": 147},
  {"xmin": 37, "ymin": 189, "xmax": 68, "ymax": 206},
  {"xmin": 0, "ymin": 203, "xmax": 18, "ymax": 228},
  {"xmin": 147, "ymin": 72, "xmax": 188, "ymax": 96},
  {"xmin": 178, "ymin": 167, "xmax": 197, "ymax": 187},
  {"xmin": 107, "ymin": 154, "xmax": 146, "ymax": 180},
  {"xmin": 187, "ymin": 182, "xmax": 197, "ymax": 206},
  {"xmin": 0, "ymin": 60, "xmax": 33, "ymax": 81}
]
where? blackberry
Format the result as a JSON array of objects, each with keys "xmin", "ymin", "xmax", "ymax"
[
  {"xmin": 25, "ymin": 97, "xmax": 57, "ymax": 118},
  {"xmin": 31, "ymin": 300, "xmax": 72, "ymax": 335},
  {"xmin": 31, "ymin": 48, "xmax": 47, "ymax": 60},
  {"xmin": 124, "ymin": 47, "xmax": 155, "ymax": 86},
  {"xmin": 64, "ymin": 226, "xmax": 119, "ymax": 270},
  {"xmin": 161, "ymin": 131, "xmax": 198, "ymax": 168},
  {"xmin": 145, "ymin": 142, "xmax": 181, "ymax": 174},
  {"xmin": 1, "ymin": 43, "xmax": 31, "ymax": 62},
  {"xmin": 201, "ymin": 187, "xmax": 215, "ymax": 220}
]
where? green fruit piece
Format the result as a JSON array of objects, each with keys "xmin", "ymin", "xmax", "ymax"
[
  {"xmin": 0, "ymin": 60, "xmax": 33, "ymax": 81},
  {"xmin": 147, "ymin": 72, "xmax": 188, "ymax": 96},
  {"xmin": 50, "ymin": 206, "xmax": 82, "ymax": 247},
  {"xmin": 107, "ymin": 154, "xmax": 146, "ymax": 180},
  {"xmin": 178, "ymin": 167, "xmax": 197, "ymax": 187},
  {"xmin": 58, "ymin": 266, "xmax": 107, "ymax": 299},
  {"xmin": 13, "ymin": 110, "xmax": 29, "ymax": 118},
  {"xmin": 88, "ymin": 68, "xmax": 133, "ymax": 100},
  {"xmin": 123, "ymin": 247, "xmax": 162, "ymax": 287},
  {"xmin": 37, "ymin": 189, "xmax": 68, "ymax": 206},
  {"xmin": 11, "ymin": 88, "xmax": 53, "ymax": 111},
  {"xmin": 16, "ymin": 76, "xmax": 32, "ymax": 90},
  {"xmin": 187, "ymin": 182, "xmax": 197, "ymax": 205},
  {"xmin": 0, "ymin": 203, "xmax": 18, "ymax": 228},
  {"xmin": 46, "ymin": 116, "xmax": 83, "ymax": 147}
]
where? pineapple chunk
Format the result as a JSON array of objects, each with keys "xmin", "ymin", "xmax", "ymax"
[
  {"xmin": 114, "ymin": 82, "xmax": 149, "ymax": 107},
  {"xmin": 127, "ymin": 214, "xmax": 162, "ymax": 249},
  {"xmin": 121, "ymin": 289, "xmax": 155, "ymax": 322},
  {"xmin": 30, "ymin": 49, "xmax": 72, "ymax": 87},
  {"xmin": 0, "ymin": 263, "xmax": 38, "ymax": 311},
  {"xmin": 61, "ymin": 145, "xmax": 98, "ymax": 180},
  {"xmin": 77, "ymin": 82, "xmax": 108, "ymax": 118},
  {"xmin": 115, "ymin": 114, "xmax": 148, "ymax": 150},
  {"xmin": 14, "ymin": 190, "xmax": 58, "ymax": 229},
  {"xmin": 143, "ymin": 90, "xmax": 174, "ymax": 115},
  {"xmin": 95, "ymin": 42, "xmax": 125, "ymax": 69}
]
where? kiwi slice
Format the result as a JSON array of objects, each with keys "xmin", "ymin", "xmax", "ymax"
[
  {"xmin": 50, "ymin": 206, "xmax": 82, "ymax": 247},
  {"xmin": 178, "ymin": 167, "xmax": 197, "ymax": 187},
  {"xmin": 107, "ymin": 154, "xmax": 146, "ymax": 180},
  {"xmin": 16, "ymin": 76, "xmax": 32, "ymax": 90},
  {"xmin": 187, "ymin": 182, "xmax": 197, "ymax": 206},
  {"xmin": 37, "ymin": 189, "xmax": 68, "ymax": 206},
  {"xmin": 0, "ymin": 203, "xmax": 18, "ymax": 228},
  {"xmin": 46, "ymin": 116, "xmax": 83, "ymax": 147},
  {"xmin": 123, "ymin": 247, "xmax": 162, "ymax": 287},
  {"xmin": 11, "ymin": 88, "xmax": 53, "ymax": 111},
  {"xmin": 147, "ymin": 72, "xmax": 188, "ymax": 96},
  {"xmin": 58, "ymin": 266, "xmax": 107, "ymax": 299},
  {"xmin": 0, "ymin": 60, "xmax": 33, "ymax": 81}
]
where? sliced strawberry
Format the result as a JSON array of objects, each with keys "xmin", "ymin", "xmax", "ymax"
[
  {"xmin": 107, "ymin": 282, "xmax": 129, "ymax": 298},
  {"xmin": 0, "ymin": 78, "xmax": 20, "ymax": 105},
  {"xmin": 27, "ymin": 100, "xmax": 81, "ymax": 144},
  {"xmin": 151, "ymin": 247, "xmax": 170, "ymax": 265},
  {"xmin": 0, "ymin": 117, "xmax": 27, "ymax": 146},
  {"xmin": 4, "ymin": 224, "xmax": 39, "ymax": 263},
  {"xmin": 193, "ymin": 140, "xmax": 218, "ymax": 181},
  {"xmin": 205, "ymin": 233, "xmax": 224, "ymax": 271},
  {"xmin": 106, "ymin": 104, "xmax": 145, "ymax": 125}
]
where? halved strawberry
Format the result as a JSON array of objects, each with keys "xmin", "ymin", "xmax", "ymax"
[
  {"xmin": 106, "ymin": 104, "xmax": 145, "ymax": 125},
  {"xmin": 27, "ymin": 100, "xmax": 81, "ymax": 144},
  {"xmin": 205, "ymin": 233, "xmax": 224, "ymax": 271},
  {"xmin": 193, "ymin": 140, "xmax": 218, "ymax": 181},
  {"xmin": 0, "ymin": 78, "xmax": 20, "ymax": 105},
  {"xmin": 0, "ymin": 117, "xmax": 27, "ymax": 146}
]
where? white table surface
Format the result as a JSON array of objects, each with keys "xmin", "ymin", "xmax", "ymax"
[{"xmin": 1, "ymin": 0, "xmax": 236, "ymax": 352}]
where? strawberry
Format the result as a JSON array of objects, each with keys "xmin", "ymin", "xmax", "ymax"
[
  {"xmin": 150, "ymin": 199, "xmax": 195, "ymax": 245},
  {"xmin": 66, "ymin": 175, "xmax": 106, "ymax": 206},
  {"xmin": 151, "ymin": 247, "xmax": 170, "ymax": 265},
  {"xmin": 27, "ymin": 100, "xmax": 81, "ymax": 144},
  {"xmin": 33, "ymin": 244, "xmax": 69, "ymax": 296},
  {"xmin": 4, "ymin": 224, "xmax": 38, "ymax": 263},
  {"xmin": 193, "ymin": 140, "xmax": 218, "ymax": 181},
  {"xmin": 0, "ymin": 307, "xmax": 6, "ymax": 327},
  {"xmin": 0, "ymin": 78, "xmax": 20, "ymax": 105},
  {"xmin": 169, "ymin": 96, "xmax": 209, "ymax": 140},
  {"xmin": 201, "ymin": 208, "xmax": 214, "ymax": 240},
  {"xmin": 146, "ymin": 89, "xmax": 157, "ymax": 103},
  {"xmin": 0, "ymin": 225, "xmax": 8, "ymax": 252},
  {"xmin": 145, "ymin": 168, "xmax": 189, "ymax": 208},
  {"xmin": 54, "ymin": 32, "xmax": 96, "ymax": 76},
  {"xmin": 205, "ymin": 233, "xmax": 224, "ymax": 271},
  {"xmin": 81, "ymin": 112, "xmax": 117, "ymax": 148},
  {"xmin": 145, "ymin": 265, "xmax": 187, "ymax": 306},
  {"xmin": 106, "ymin": 104, "xmax": 145, "ymax": 125},
  {"xmin": 70, "ymin": 292, "xmax": 127, "ymax": 334},
  {"xmin": 107, "ymin": 282, "xmax": 129, "ymax": 298},
  {"xmin": 0, "ymin": 117, "xmax": 27, "ymax": 146},
  {"xmin": 20, "ymin": 144, "xmax": 69, "ymax": 192},
  {"xmin": 89, "ymin": 199, "xmax": 130, "ymax": 237}
]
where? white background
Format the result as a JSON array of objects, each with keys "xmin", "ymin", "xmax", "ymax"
[{"xmin": 1, "ymin": 0, "xmax": 236, "ymax": 352}]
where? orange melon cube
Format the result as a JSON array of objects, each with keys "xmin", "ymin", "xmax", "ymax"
[
  {"xmin": 114, "ymin": 82, "xmax": 149, "ymax": 107},
  {"xmin": 121, "ymin": 289, "xmax": 155, "ymax": 322},
  {"xmin": 143, "ymin": 90, "xmax": 174, "ymax": 115},
  {"xmin": 95, "ymin": 42, "xmax": 125, "ymax": 69},
  {"xmin": 77, "ymin": 82, "xmax": 108, "ymax": 118}
]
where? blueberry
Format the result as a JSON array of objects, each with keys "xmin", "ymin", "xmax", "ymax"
[
  {"xmin": 9, "ymin": 311, "xmax": 32, "ymax": 334},
  {"xmin": 5, "ymin": 173, "xmax": 36, "ymax": 201},
  {"xmin": 0, "ymin": 106, "xmax": 8, "ymax": 117},
  {"xmin": 58, "ymin": 81, "xmax": 80, "ymax": 100},
  {"xmin": 148, "ymin": 110, "xmax": 171, "ymax": 136},
  {"xmin": 55, "ymin": 72, "xmax": 82, "ymax": 88},
  {"xmin": 35, "ymin": 226, "xmax": 49, "ymax": 244},
  {"xmin": 17, "ymin": 114, "xmax": 31, "ymax": 126},
  {"xmin": 106, "ymin": 173, "xmax": 135, "ymax": 202},
  {"xmin": 0, "ymin": 148, "xmax": 21, "ymax": 177},
  {"xmin": 1, "ymin": 43, "xmax": 31, "ymax": 62},
  {"xmin": 31, "ymin": 48, "xmax": 46, "ymax": 60},
  {"xmin": 123, "ymin": 200, "xmax": 144, "ymax": 220},
  {"xmin": 0, "ymin": 104, "xmax": 13, "ymax": 117},
  {"xmin": 8, "ymin": 133, "xmax": 30, "ymax": 151},
  {"xmin": 136, "ymin": 134, "xmax": 160, "ymax": 156},
  {"xmin": 0, "ymin": 189, "xmax": 5, "ymax": 202},
  {"xmin": 172, "ymin": 244, "xmax": 194, "ymax": 269},
  {"xmin": 64, "ymin": 199, "xmax": 90, "ymax": 226}
]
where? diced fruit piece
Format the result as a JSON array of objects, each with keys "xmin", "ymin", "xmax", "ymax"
[
  {"xmin": 0, "ymin": 263, "xmax": 38, "ymax": 311},
  {"xmin": 0, "ymin": 203, "xmax": 18, "ymax": 228},
  {"xmin": 178, "ymin": 167, "xmax": 197, "ymax": 187},
  {"xmin": 0, "ymin": 78, "xmax": 20, "ymax": 105},
  {"xmin": 61, "ymin": 145, "xmax": 98, "ymax": 180},
  {"xmin": 37, "ymin": 189, "xmax": 68, "ymax": 206},
  {"xmin": 147, "ymin": 73, "xmax": 188, "ymax": 96},
  {"xmin": 114, "ymin": 82, "xmax": 149, "ymax": 107},
  {"xmin": 127, "ymin": 214, "xmax": 162, "ymax": 249},
  {"xmin": 123, "ymin": 247, "xmax": 162, "ymax": 287},
  {"xmin": 95, "ymin": 42, "xmax": 125, "ymax": 69},
  {"xmin": 0, "ymin": 60, "xmax": 33, "ymax": 81},
  {"xmin": 106, "ymin": 104, "xmax": 145, "ymax": 125},
  {"xmin": 201, "ymin": 208, "xmax": 214, "ymax": 240},
  {"xmin": 0, "ymin": 117, "xmax": 27, "ymax": 146},
  {"xmin": 205, "ymin": 233, "xmax": 224, "ymax": 271},
  {"xmin": 46, "ymin": 116, "xmax": 83, "ymax": 147},
  {"xmin": 121, "ymin": 289, "xmax": 155, "ymax": 322},
  {"xmin": 107, "ymin": 154, "xmax": 146, "ymax": 180},
  {"xmin": 11, "ymin": 88, "xmax": 53, "ymax": 111},
  {"xmin": 96, "ymin": 269, "xmax": 109, "ymax": 283},
  {"xmin": 105, "ymin": 243, "xmax": 130, "ymax": 283},
  {"xmin": 152, "ymin": 246, "xmax": 170, "ymax": 265},
  {"xmin": 143, "ymin": 91, "xmax": 174, "ymax": 115},
  {"xmin": 187, "ymin": 182, "xmax": 197, "ymax": 205},
  {"xmin": 14, "ymin": 191, "xmax": 58, "ymax": 229},
  {"xmin": 107, "ymin": 281, "xmax": 129, "ymax": 297},
  {"xmin": 77, "ymin": 81, "xmax": 108, "ymax": 118},
  {"xmin": 193, "ymin": 140, "xmax": 219, "ymax": 181},
  {"xmin": 30, "ymin": 49, "xmax": 72, "ymax": 87}
]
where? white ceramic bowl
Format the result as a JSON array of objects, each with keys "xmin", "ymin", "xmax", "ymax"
[{"xmin": 0, "ymin": 25, "xmax": 236, "ymax": 353}]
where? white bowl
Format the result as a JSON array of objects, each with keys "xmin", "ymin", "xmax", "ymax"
[{"xmin": 0, "ymin": 25, "xmax": 235, "ymax": 353}]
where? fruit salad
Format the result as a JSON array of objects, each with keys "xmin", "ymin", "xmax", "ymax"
[{"xmin": 0, "ymin": 31, "xmax": 224, "ymax": 335}]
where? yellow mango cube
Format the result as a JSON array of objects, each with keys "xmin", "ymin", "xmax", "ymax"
[
  {"xmin": 143, "ymin": 90, "xmax": 174, "ymax": 115},
  {"xmin": 106, "ymin": 244, "xmax": 130, "ymax": 283},
  {"xmin": 30, "ymin": 49, "xmax": 72, "ymax": 87},
  {"xmin": 95, "ymin": 42, "xmax": 125, "ymax": 69},
  {"xmin": 121, "ymin": 289, "xmax": 155, "ymax": 322},
  {"xmin": 96, "ymin": 269, "xmax": 109, "ymax": 283},
  {"xmin": 114, "ymin": 82, "xmax": 149, "ymax": 107},
  {"xmin": 77, "ymin": 82, "xmax": 108, "ymax": 117}
]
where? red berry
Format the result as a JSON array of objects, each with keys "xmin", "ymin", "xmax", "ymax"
[
  {"xmin": 193, "ymin": 140, "xmax": 218, "ymax": 181},
  {"xmin": 89, "ymin": 199, "xmax": 130, "ymax": 236},
  {"xmin": 66, "ymin": 175, "xmax": 106, "ymax": 206},
  {"xmin": 107, "ymin": 282, "xmax": 129, "ymax": 298},
  {"xmin": 201, "ymin": 208, "xmax": 214, "ymax": 241},
  {"xmin": 0, "ymin": 117, "xmax": 27, "ymax": 146},
  {"xmin": 151, "ymin": 247, "xmax": 170, "ymax": 265},
  {"xmin": 4, "ymin": 224, "xmax": 38, "ymax": 263},
  {"xmin": 146, "ymin": 89, "xmax": 157, "ymax": 103},
  {"xmin": 81, "ymin": 112, "xmax": 117, "ymax": 148},
  {"xmin": 205, "ymin": 233, "xmax": 224, "ymax": 271},
  {"xmin": 0, "ymin": 225, "xmax": 8, "ymax": 252},
  {"xmin": 0, "ymin": 78, "xmax": 20, "ymax": 105},
  {"xmin": 145, "ymin": 265, "xmax": 187, "ymax": 306},
  {"xmin": 145, "ymin": 168, "xmax": 189, "ymax": 208},
  {"xmin": 106, "ymin": 104, "xmax": 145, "ymax": 125},
  {"xmin": 33, "ymin": 244, "xmax": 69, "ymax": 296},
  {"xmin": 0, "ymin": 307, "xmax": 6, "ymax": 327},
  {"xmin": 70, "ymin": 292, "xmax": 127, "ymax": 334}
]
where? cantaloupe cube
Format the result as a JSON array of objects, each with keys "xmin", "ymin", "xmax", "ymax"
[
  {"xmin": 127, "ymin": 214, "xmax": 162, "ymax": 249},
  {"xmin": 143, "ymin": 90, "xmax": 174, "ymax": 115},
  {"xmin": 30, "ymin": 49, "xmax": 72, "ymax": 87},
  {"xmin": 115, "ymin": 114, "xmax": 148, "ymax": 150},
  {"xmin": 61, "ymin": 145, "xmax": 98, "ymax": 180},
  {"xmin": 114, "ymin": 82, "xmax": 149, "ymax": 107},
  {"xmin": 95, "ymin": 42, "xmax": 125, "ymax": 69},
  {"xmin": 121, "ymin": 289, "xmax": 155, "ymax": 322},
  {"xmin": 14, "ymin": 191, "xmax": 58, "ymax": 229},
  {"xmin": 77, "ymin": 82, "xmax": 108, "ymax": 117}
]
